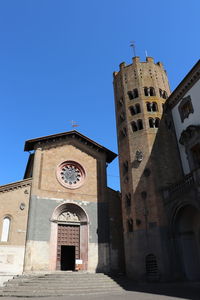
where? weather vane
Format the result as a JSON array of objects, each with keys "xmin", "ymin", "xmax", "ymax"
[
  {"xmin": 130, "ymin": 41, "xmax": 136, "ymax": 57},
  {"xmin": 69, "ymin": 120, "xmax": 79, "ymax": 129}
]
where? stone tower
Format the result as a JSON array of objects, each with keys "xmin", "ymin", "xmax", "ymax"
[{"xmin": 113, "ymin": 57, "xmax": 178, "ymax": 281}]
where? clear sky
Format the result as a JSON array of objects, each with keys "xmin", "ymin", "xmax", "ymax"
[{"xmin": 0, "ymin": 0, "xmax": 199, "ymax": 190}]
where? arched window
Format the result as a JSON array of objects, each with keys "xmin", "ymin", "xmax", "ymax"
[
  {"xmin": 120, "ymin": 127, "xmax": 127, "ymax": 137},
  {"xmin": 152, "ymin": 102, "xmax": 158, "ymax": 112},
  {"xmin": 149, "ymin": 118, "xmax": 154, "ymax": 128},
  {"xmin": 149, "ymin": 87, "xmax": 155, "ymax": 96},
  {"xmin": 125, "ymin": 193, "xmax": 131, "ymax": 208},
  {"xmin": 145, "ymin": 253, "xmax": 159, "ymax": 281},
  {"xmin": 137, "ymin": 119, "xmax": 143, "ymax": 130},
  {"xmin": 155, "ymin": 118, "xmax": 160, "ymax": 128},
  {"xmin": 119, "ymin": 112, "xmax": 125, "ymax": 122},
  {"xmin": 127, "ymin": 218, "xmax": 133, "ymax": 232},
  {"xmin": 131, "ymin": 121, "xmax": 138, "ymax": 132},
  {"xmin": 133, "ymin": 88, "xmax": 139, "ymax": 98},
  {"xmin": 146, "ymin": 102, "xmax": 151, "ymax": 112},
  {"xmin": 163, "ymin": 91, "xmax": 168, "ymax": 99},
  {"xmin": 129, "ymin": 106, "xmax": 136, "ymax": 116},
  {"xmin": 135, "ymin": 104, "xmax": 141, "ymax": 114},
  {"xmin": 144, "ymin": 87, "xmax": 149, "ymax": 96},
  {"xmin": 159, "ymin": 89, "xmax": 163, "ymax": 97},
  {"xmin": 127, "ymin": 91, "xmax": 134, "ymax": 100},
  {"xmin": 1, "ymin": 217, "xmax": 11, "ymax": 242}
]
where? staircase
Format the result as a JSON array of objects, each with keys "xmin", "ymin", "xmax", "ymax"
[{"xmin": 1, "ymin": 272, "xmax": 125, "ymax": 297}]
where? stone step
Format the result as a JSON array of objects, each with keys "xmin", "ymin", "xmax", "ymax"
[
  {"xmin": 5, "ymin": 282, "xmax": 120, "ymax": 288},
  {"xmin": 2, "ymin": 273, "xmax": 125, "ymax": 297},
  {"xmin": 3, "ymin": 289, "xmax": 123, "ymax": 297}
]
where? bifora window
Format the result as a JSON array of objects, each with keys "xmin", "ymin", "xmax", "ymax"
[{"xmin": 178, "ymin": 95, "xmax": 194, "ymax": 122}]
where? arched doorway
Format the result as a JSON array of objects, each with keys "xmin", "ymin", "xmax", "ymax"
[
  {"xmin": 50, "ymin": 203, "xmax": 88, "ymax": 271},
  {"xmin": 174, "ymin": 205, "xmax": 200, "ymax": 280}
]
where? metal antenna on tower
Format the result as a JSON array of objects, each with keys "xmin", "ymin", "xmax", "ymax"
[{"xmin": 130, "ymin": 41, "xmax": 136, "ymax": 57}]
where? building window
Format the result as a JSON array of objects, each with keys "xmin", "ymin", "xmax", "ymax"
[
  {"xmin": 191, "ymin": 144, "xmax": 200, "ymax": 169},
  {"xmin": 123, "ymin": 161, "xmax": 129, "ymax": 175},
  {"xmin": 152, "ymin": 102, "xmax": 158, "ymax": 112},
  {"xmin": 144, "ymin": 87, "xmax": 149, "ymax": 96},
  {"xmin": 129, "ymin": 104, "xmax": 141, "ymax": 115},
  {"xmin": 155, "ymin": 118, "xmax": 160, "ymax": 128},
  {"xmin": 130, "ymin": 106, "xmax": 136, "ymax": 115},
  {"xmin": 131, "ymin": 120, "xmax": 143, "ymax": 132},
  {"xmin": 125, "ymin": 193, "xmax": 131, "ymax": 208},
  {"xmin": 127, "ymin": 89, "xmax": 139, "ymax": 100},
  {"xmin": 159, "ymin": 89, "xmax": 168, "ymax": 99},
  {"xmin": 149, "ymin": 87, "xmax": 155, "ymax": 96},
  {"xmin": 127, "ymin": 218, "xmax": 133, "ymax": 232},
  {"xmin": 131, "ymin": 121, "xmax": 138, "ymax": 132},
  {"xmin": 133, "ymin": 88, "xmax": 139, "ymax": 98},
  {"xmin": 128, "ymin": 91, "xmax": 134, "ymax": 100},
  {"xmin": 178, "ymin": 95, "xmax": 194, "ymax": 122},
  {"xmin": 120, "ymin": 127, "xmax": 127, "ymax": 138},
  {"xmin": 1, "ymin": 217, "xmax": 11, "ymax": 242},
  {"xmin": 118, "ymin": 97, "xmax": 124, "ymax": 107},
  {"xmin": 137, "ymin": 119, "xmax": 143, "ymax": 130},
  {"xmin": 163, "ymin": 91, "xmax": 168, "ymax": 99},
  {"xmin": 149, "ymin": 118, "xmax": 160, "ymax": 128},
  {"xmin": 119, "ymin": 112, "xmax": 125, "ymax": 123},
  {"xmin": 144, "ymin": 87, "xmax": 156, "ymax": 97},
  {"xmin": 149, "ymin": 118, "xmax": 154, "ymax": 128},
  {"xmin": 135, "ymin": 103, "xmax": 141, "ymax": 113},
  {"xmin": 146, "ymin": 102, "xmax": 158, "ymax": 112},
  {"xmin": 145, "ymin": 253, "xmax": 159, "ymax": 281}
]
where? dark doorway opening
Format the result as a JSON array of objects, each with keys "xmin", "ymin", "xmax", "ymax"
[{"xmin": 61, "ymin": 245, "xmax": 75, "ymax": 271}]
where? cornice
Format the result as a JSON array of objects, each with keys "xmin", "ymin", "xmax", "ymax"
[
  {"xmin": 166, "ymin": 60, "xmax": 200, "ymax": 109},
  {"xmin": 0, "ymin": 178, "xmax": 32, "ymax": 193}
]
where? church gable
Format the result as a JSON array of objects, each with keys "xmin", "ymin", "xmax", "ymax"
[{"xmin": 35, "ymin": 142, "xmax": 99, "ymax": 200}]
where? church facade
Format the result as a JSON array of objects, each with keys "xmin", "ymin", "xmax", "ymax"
[{"xmin": 0, "ymin": 131, "xmax": 124, "ymax": 285}]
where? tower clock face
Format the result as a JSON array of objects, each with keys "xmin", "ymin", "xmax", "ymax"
[{"xmin": 57, "ymin": 161, "xmax": 85, "ymax": 189}]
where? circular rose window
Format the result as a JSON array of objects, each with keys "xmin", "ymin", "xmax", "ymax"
[{"xmin": 57, "ymin": 161, "xmax": 85, "ymax": 189}]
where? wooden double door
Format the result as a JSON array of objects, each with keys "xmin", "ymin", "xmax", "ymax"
[{"xmin": 57, "ymin": 224, "xmax": 80, "ymax": 270}]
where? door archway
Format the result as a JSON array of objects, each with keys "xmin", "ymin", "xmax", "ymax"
[
  {"xmin": 50, "ymin": 203, "xmax": 88, "ymax": 271},
  {"xmin": 174, "ymin": 205, "xmax": 200, "ymax": 280}
]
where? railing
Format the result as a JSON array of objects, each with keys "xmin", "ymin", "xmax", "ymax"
[{"xmin": 162, "ymin": 171, "xmax": 197, "ymax": 202}]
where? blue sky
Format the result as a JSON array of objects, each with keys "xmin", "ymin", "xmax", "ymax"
[{"xmin": 0, "ymin": 0, "xmax": 199, "ymax": 190}]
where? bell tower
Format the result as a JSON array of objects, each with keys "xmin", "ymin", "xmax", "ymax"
[{"xmin": 113, "ymin": 56, "xmax": 173, "ymax": 280}]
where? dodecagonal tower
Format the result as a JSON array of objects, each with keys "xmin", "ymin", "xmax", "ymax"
[{"xmin": 113, "ymin": 56, "xmax": 175, "ymax": 280}]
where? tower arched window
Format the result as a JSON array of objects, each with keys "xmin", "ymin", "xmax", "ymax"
[
  {"xmin": 1, "ymin": 217, "xmax": 11, "ymax": 242},
  {"xmin": 144, "ymin": 87, "xmax": 149, "ymax": 96},
  {"xmin": 163, "ymin": 91, "xmax": 168, "ymax": 99},
  {"xmin": 137, "ymin": 119, "xmax": 143, "ymax": 130},
  {"xmin": 127, "ymin": 91, "xmax": 134, "ymax": 100},
  {"xmin": 159, "ymin": 89, "xmax": 163, "ymax": 97},
  {"xmin": 152, "ymin": 102, "xmax": 158, "ymax": 112},
  {"xmin": 127, "ymin": 218, "xmax": 133, "ymax": 232},
  {"xmin": 155, "ymin": 118, "xmax": 160, "ymax": 128},
  {"xmin": 149, "ymin": 118, "xmax": 154, "ymax": 128},
  {"xmin": 129, "ymin": 106, "xmax": 136, "ymax": 116},
  {"xmin": 146, "ymin": 102, "xmax": 151, "ymax": 112},
  {"xmin": 131, "ymin": 121, "xmax": 138, "ymax": 132},
  {"xmin": 135, "ymin": 104, "xmax": 141, "ymax": 114},
  {"xmin": 133, "ymin": 88, "xmax": 138, "ymax": 98},
  {"xmin": 149, "ymin": 87, "xmax": 155, "ymax": 96}
]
